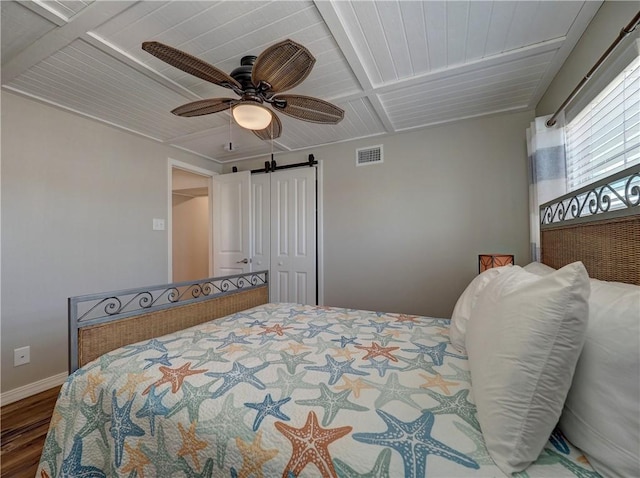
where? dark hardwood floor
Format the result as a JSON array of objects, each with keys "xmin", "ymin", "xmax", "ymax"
[{"xmin": 1, "ymin": 387, "xmax": 60, "ymax": 478}]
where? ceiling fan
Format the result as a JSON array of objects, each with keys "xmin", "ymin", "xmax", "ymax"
[{"xmin": 142, "ymin": 39, "xmax": 344, "ymax": 141}]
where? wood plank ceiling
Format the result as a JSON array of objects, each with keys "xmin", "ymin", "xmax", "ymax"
[{"xmin": 1, "ymin": 0, "xmax": 602, "ymax": 164}]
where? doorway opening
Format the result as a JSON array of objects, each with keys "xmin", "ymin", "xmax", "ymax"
[{"xmin": 169, "ymin": 161, "xmax": 214, "ymax": 282}]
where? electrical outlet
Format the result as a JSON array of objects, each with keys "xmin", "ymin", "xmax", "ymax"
[{"xmin": 14, "ymin": 346, "xmax": 30, "ymax": 366}]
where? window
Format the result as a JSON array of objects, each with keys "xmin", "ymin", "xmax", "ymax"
[{"xmin": 565, "ymin": 54, "xmax": 639, "ymax": 191}]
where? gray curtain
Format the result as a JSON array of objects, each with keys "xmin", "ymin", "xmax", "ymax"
[{"xmin": 526, "ymin": 113, "xmax": 567, "ymax": 261}]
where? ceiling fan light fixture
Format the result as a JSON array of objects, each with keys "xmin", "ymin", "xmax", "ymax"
[{"xmin": 232, "ymin": 103, "xmax": 272, "ymax": 130}]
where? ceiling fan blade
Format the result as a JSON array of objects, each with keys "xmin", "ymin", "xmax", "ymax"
[
  {"xmin": 171, "ymin": 98, "xmax": 237, "ymax": 117},
  {"xmin": 273, "ymin": 95, "xmax": 344, "ymax": 124},
  {"xmin": 252, "ymin": 39, "xmax": 315, "ymax": 93},
  {"xmin": 252, "ymin": 112, "xmax": 282, "ymax": 141},
  {"xmin": 142, "ymin": 41, "xmax": 241, "ymax": 90}
]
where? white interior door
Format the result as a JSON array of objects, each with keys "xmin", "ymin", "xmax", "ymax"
[
  {"xmin": 270, "ymin": 167, "xmax": 317, "ymax": 304},
  {"xmin": 212, "ymin": 171, "xmax": 251, "ymax": 276},
  {"xmin": 251, "ymin": 173, "xmax": 271, "ymax": 274}
]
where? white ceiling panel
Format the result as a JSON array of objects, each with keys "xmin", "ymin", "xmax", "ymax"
[
  {"xmin": 6, "ymin": 38, "xmax": 227, "ymax": 140},
  {"xmin": 1, "ymin": 0, "xmax": 604, "ymax": 163},
  {"xmin": 1, "ymin": 2, "xmax": 57, "ymax": 64},
  {"xmin": 171, "ymin": 123, "xmax": 288, "ymax": 163}
]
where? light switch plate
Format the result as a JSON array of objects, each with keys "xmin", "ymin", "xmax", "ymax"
[{"xmin": 152, "ymin": 218, "xmax": 165, "ymax": 231}]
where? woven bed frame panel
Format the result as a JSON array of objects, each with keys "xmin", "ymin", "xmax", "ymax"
[
  {"xmin": 78, "ymin": 285, "xmax": 268, "ymax": 369},
  {"xmin": 541, "ymin": 215, "xmax": 640, "ymax": 285}
]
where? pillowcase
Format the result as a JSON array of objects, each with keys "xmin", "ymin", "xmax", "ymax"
[
  {"xmin": 449, "ymin": 266, "xmax": 511, "ymax": 353},
  {"xmin": 523, "ymin": 261, "xmax": 555, "ymax": 276},
  {"xmin": 559, "ymin": 279, "xmax": 640, "ymax": 478},
  {"xmin": 465, "ymin": 262, "xmax": 590, "ymax": 475}
]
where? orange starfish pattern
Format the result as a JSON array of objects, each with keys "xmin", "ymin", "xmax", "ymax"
[
  {"xmin": 118, "ymin": 372, "xmax": 152, "ymax": 399},
  {"xmin": 235, "ymin": 430, "xmax": 279, "ymax": 478},
  {"xmin": 143, "ymin": 362, "xmax": 206, "ymax": 394},
  {"xmin": 394, "ymin": 314, "xmax": 419, "ymax": 325},
  {"xmin": 83, "ymin": 372, "xmax": 105, "ymax": 403},
  {"xmin": 177, "ymin": 421, "xmax": 208, "ymax": 470},
  {"xmin": 275, "ymin": 411, "xmax": 352, "ymax": 478},
  {"xmin": 41, "ymin": 471, "xmax": 50, "ymax": 478},
  {"xmin": 223, "ymin": 343, "xmax": 247, "ymax": 355},
  {"xmin": 332, "ymin": 347, "xmax": 358, "ymax": 360},
  {"xmin": 354, "ymin": 342, "xmax": 400, "ymax": 362},
  {"xmin": 259, "ymin": 324, "xmax": 292, "ymax": 336},
  {"xmin": 334, "ymin": 376, "xmax": 373, "ymax": 398},
  {"xmin": 121, "ymin": 441, "xmax": 150, "ymax": 478},
  {"xmin": 284, "ymin": 342, "xmax": 310, "ymax": 354},
  {"xmin": 419, "ymin": 373, "xmax": 458, "ymax": 395}
]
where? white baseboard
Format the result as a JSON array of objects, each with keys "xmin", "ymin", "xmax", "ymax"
[{"xmin": 0, "ymin": 372, "xmax": 68, "ymax": 406}]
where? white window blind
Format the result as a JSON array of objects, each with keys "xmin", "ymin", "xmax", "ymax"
[{"xmin": 565, "ymin": 54, "xmax": 639, "ymax": 191}]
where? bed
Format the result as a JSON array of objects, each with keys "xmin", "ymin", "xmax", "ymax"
[{"xmin": 37, "ymin": 166, "xmax": 639, "ymax": 478}]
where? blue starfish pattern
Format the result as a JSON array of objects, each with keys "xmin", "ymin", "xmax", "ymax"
[
  {"xmin": 206, "ymin": 361, "xmax": 269, "ymax": 398},
  {"xmin": 332, "ymin": 336, "xmax": 361, "ymax": 348},
  {"xmin": 215, "ymin": 332, "xmax": 252, "ymax": 350},
  {"xmin": 353, "ymin": 409, "xmax": 478, "ymax": 477},
  {"xmin": 143, "ymin": 352, "xmax": 178, "ymax": 369},
  {"xmin": 77, "ymin": 389, "xmax": 110, "ymax": 446},
  {"xmin": 360, "ymin": 358, "xmax": 403, "ymax": 377},
  {"xmin": 245, "ymin": 319, "xmax": 268, "ymax": 327},
  {"xmin": 244, "ymin": 393, "xmax": 291, "ymax": 430},
  {"xmin": 40, "ymin": 428, "xmax": 63, "ymax": 475},
  {"xmin": 403, "ymin": 342, "xmax": 465, "ymax": 366},
  {"xmin": 166, "ymin": 379, "xmax": 214, "ymax": 422},
  {"xmin": 272, "ymin": 351, "xmax": 315, "ymax": 374},
  {"xmin": 60, "ymin": 437, "xmax": 106, "ymax": 478},
  {"xmin": 135, "ymin": 384, "xmax": 170, "ymax": 435},
  {"xmin": 295, "ymin": 383, "xmax": 368, "ymax": 426},
  {"xmin": 424, "ymin": 389, "xmax": 480, "ymax": 431},
  {"xmin": 305, "ymin": 354, "xmax": 369, "ymax": 385},
  {"xmin": 366, "ymin": 320, "xmax": 401, "ymax": 334},
  {"xmin": 301, "ymin": 322, "xmax": 339, "ymax": 338},
  {"xmin": 371, "ymin": 332, "xmax": 403, "ymax": 347},
  {"xmin": 549, "ymin": 427, "xmax": 570, "ymax": 454},
  {"xmin": 334, "ymin": 448, "xmax": 392, "ymax": 478},
  {"xmin": 398, "ymin": 354, "xmax": 438, "ymax": 375},
  {"xmin": 533, "ymin": 449, "xmax": 601, "ymax": 478},
  {"xmin": 181, "ymin": 348, "xmax": 230, "ymax": 368},
  {"xmin": 109, "ymin": 390, "xmax": 145, "ymax": 467},
  {"xmin": 121, "ymin": 338, "xmax": 167, "ymax": 357},
  {"xmin": 141, "ymin": 424, "xmax": 184, "ymax": 476}
]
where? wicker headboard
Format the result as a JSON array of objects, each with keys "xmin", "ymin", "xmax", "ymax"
[
  {"xmin": 540, "ymin": 165, "xmax": 640, "ymax": 285},
  {"xmin": 69, "ymin": 271, "xmax": 269, "ymax": 372}
]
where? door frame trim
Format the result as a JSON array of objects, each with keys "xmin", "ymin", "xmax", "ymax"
[
  {"xmin": 167, "ymin": 159, "xmax": 218, "ymax": 283},
  {"xmin": 317, "ymin": 160, "xmax": 325, "ymax": 306}
]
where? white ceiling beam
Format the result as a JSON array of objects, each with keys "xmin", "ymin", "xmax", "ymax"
[
  {"xmin": 314, "ymin": 0, "xmax": 396, "ymax": 133},
  {"xmin": 2, "ymin": 1, "xmax": 137, "ymax": 84},
  {"xmin": 20, "ymin": 0, "xmax": 68, "ymax": 26}
]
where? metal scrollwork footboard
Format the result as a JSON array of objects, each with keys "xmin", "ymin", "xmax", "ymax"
[{"xmin": 69, "ymin": 270, "xmax": 269, "ymax": 372}]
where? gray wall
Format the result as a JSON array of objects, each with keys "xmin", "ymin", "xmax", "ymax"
[
  {"xmin": 225, "ymin": 110, "xmax": 534, "ymax": 319},
  {"xmin": 1, "ymin": 91, "xmax": 221, "ymax": 393},
  {"xmin": 537, "ymin": 1, "xmax": 638, "ymax": 116}
]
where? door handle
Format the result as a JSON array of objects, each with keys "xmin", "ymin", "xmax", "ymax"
[{"xmin": 236, "ymin": 258, "xmax": 249, "ymax": 264}]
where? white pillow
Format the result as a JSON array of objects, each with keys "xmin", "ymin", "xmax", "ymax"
[
  {"xmin": 523, "ymin": 261, "xmax": 555, "ymax": 276},
  {"xmin": 560, "ymin": 279, "xmax": 640, "ymax": 478},
  {"xmin": 465, "ymin": 262, "xmax": 590, "ymax": 475},
  {"xmin": 449, "ymin": 266, "xmax": 511, "ymax": 353}
]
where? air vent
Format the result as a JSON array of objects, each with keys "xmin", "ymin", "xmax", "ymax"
[{"xmin": 356, "ymin": 145, "xmax": 383, "ymax": 166}]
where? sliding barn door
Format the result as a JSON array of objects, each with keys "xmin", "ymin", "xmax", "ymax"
[
  {"xmin": 212, "ymin": 171, "xmax": 251, "ymax": 276},
  {"xmin": 270, "ymin": 167, "xmax": 317, "ymax": 305}
]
